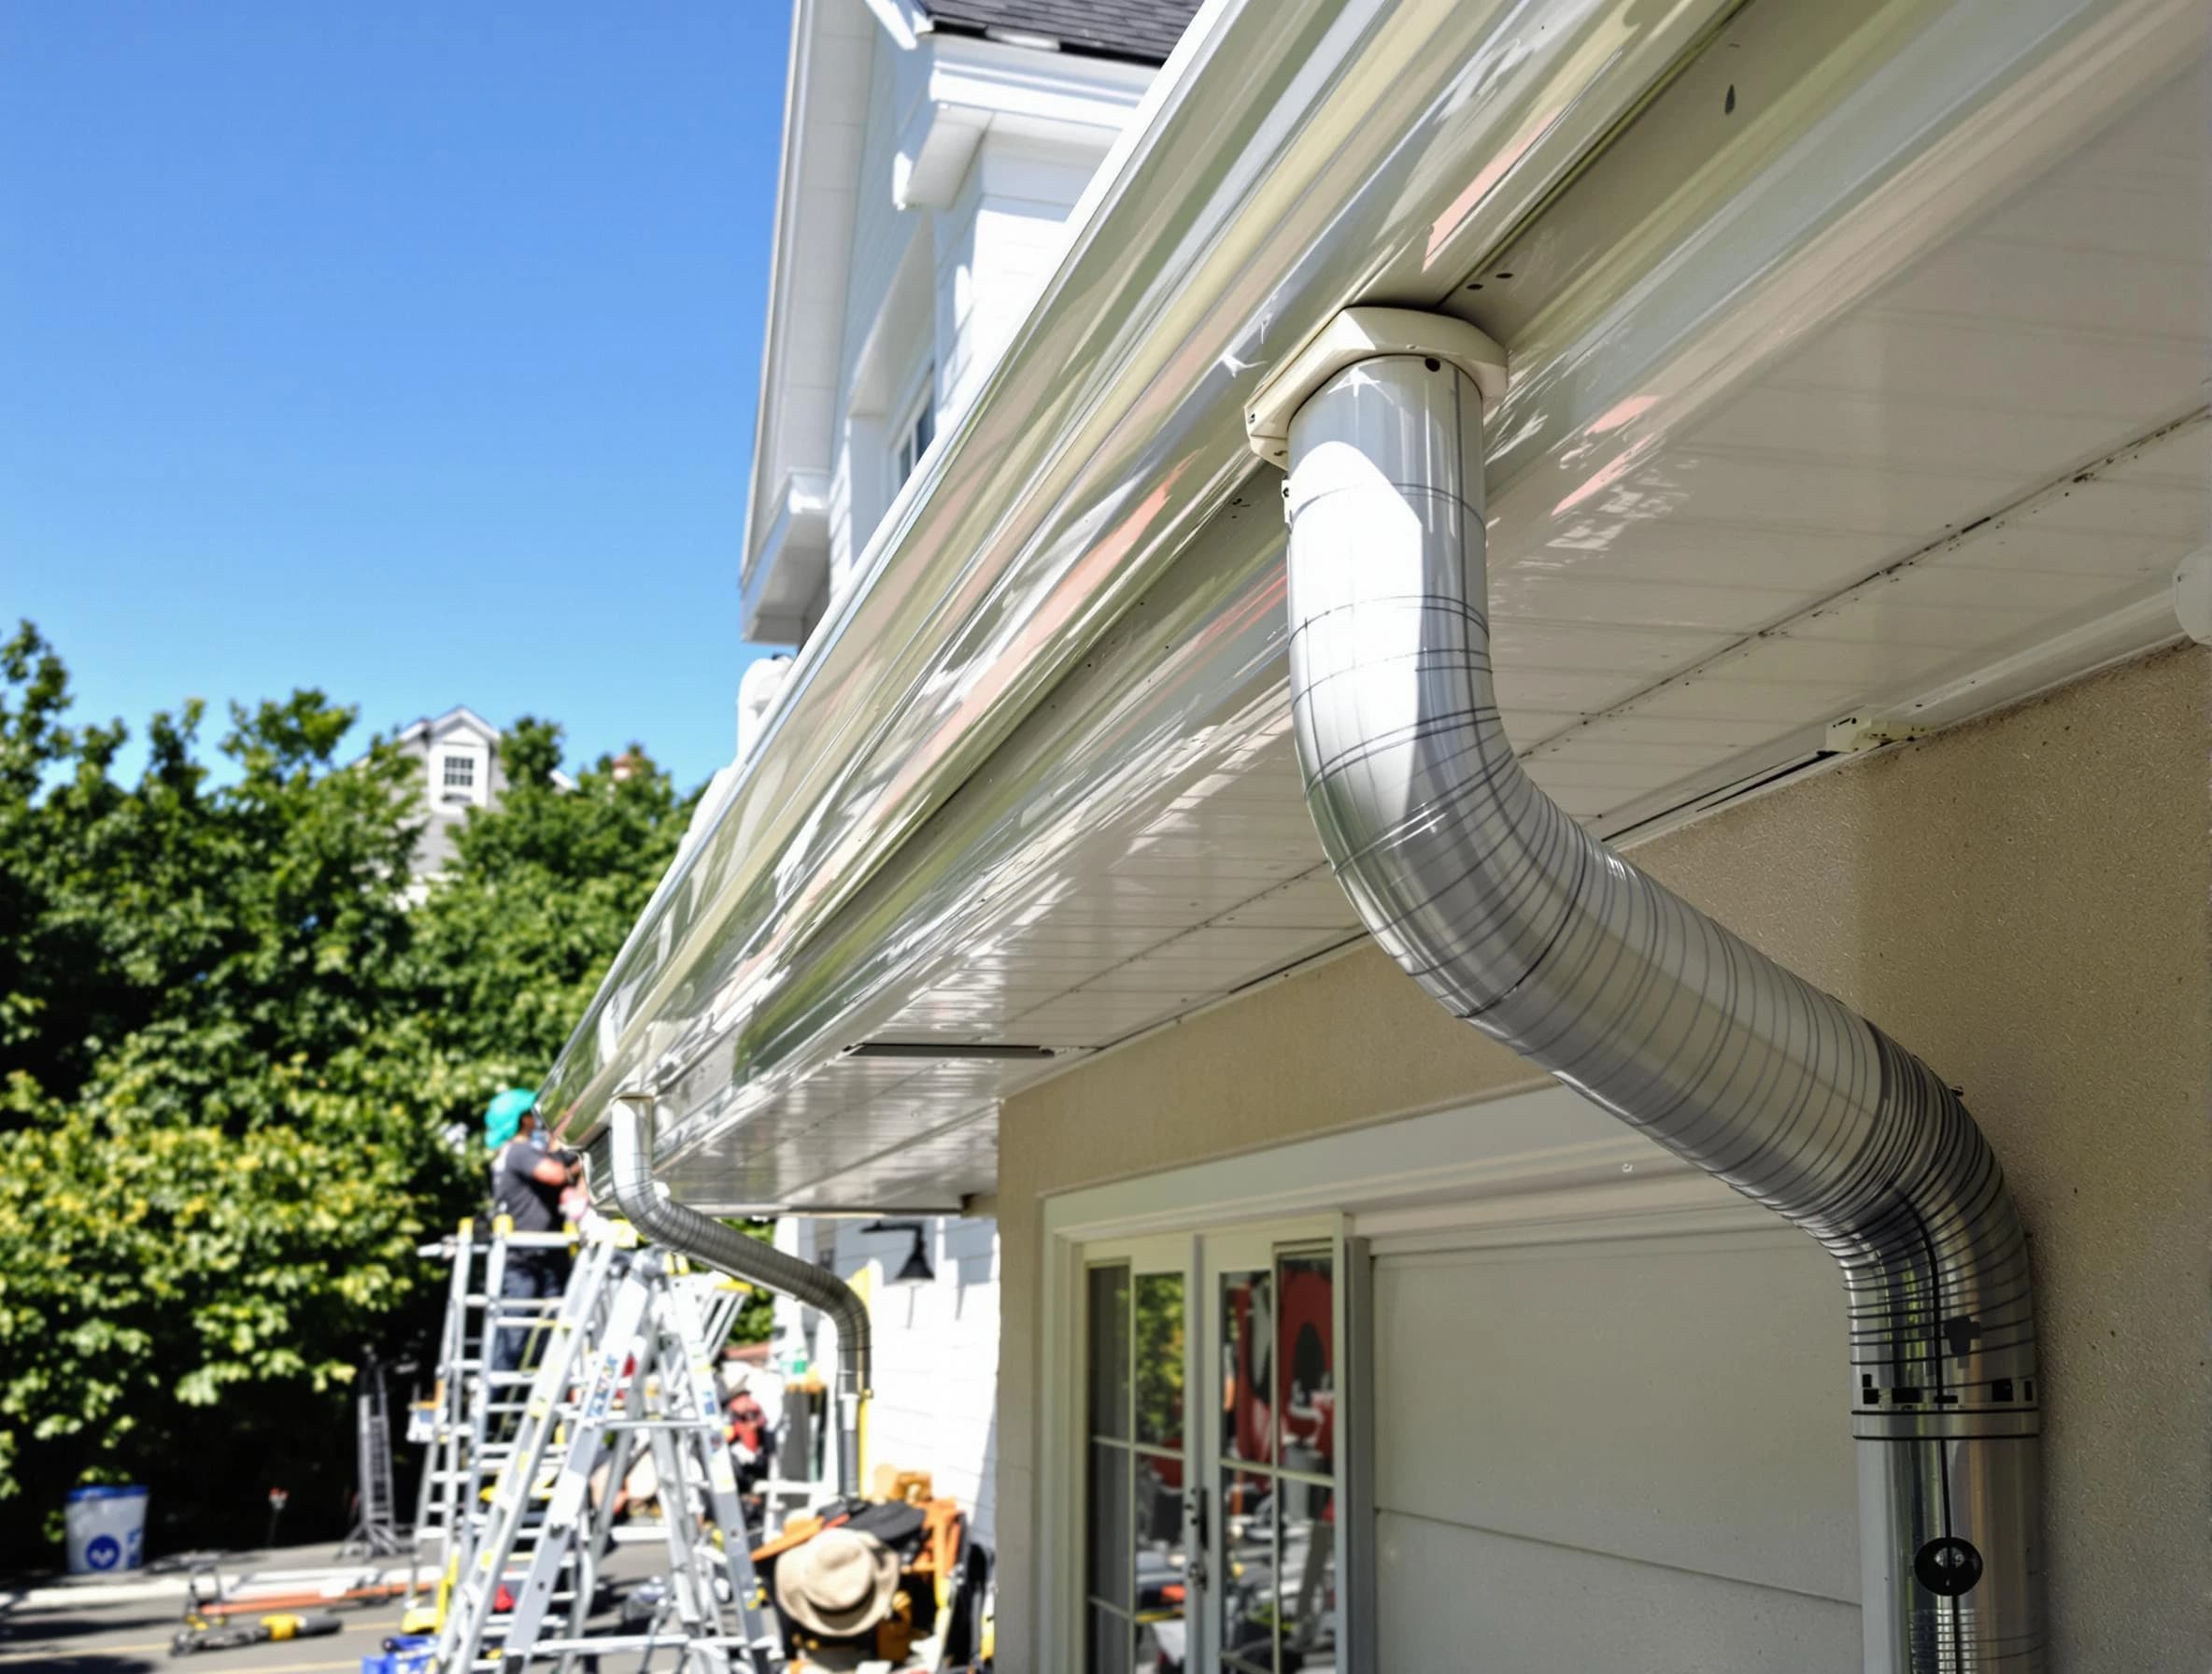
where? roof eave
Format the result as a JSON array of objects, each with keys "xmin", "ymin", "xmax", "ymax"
[{"xmin": 540, "ymin": 0, "xmax": 1748, "ymax": 1154}]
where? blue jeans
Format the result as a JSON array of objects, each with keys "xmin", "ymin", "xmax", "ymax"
[{"xmin": 492, "ymin": 1253, "xmax": 570, "ymax": 1378}]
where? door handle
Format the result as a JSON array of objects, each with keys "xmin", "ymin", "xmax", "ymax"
[{"xmin": 1184, "ymin": 1484, "xmax": 1209, "ymax": 1595}]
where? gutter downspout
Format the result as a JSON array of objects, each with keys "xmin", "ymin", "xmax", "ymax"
[
  {"xmin": 1260, "ymin": 314, "xmax": 2042, "ymax": 1672},
  {"xmin": 600, "ymin": 1095, "xmax": 871, "ymax": 1498}
]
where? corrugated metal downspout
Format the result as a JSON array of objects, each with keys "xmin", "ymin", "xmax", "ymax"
[
  {"xmin": 599, "ymin": 1097, "xmax": 870, "ymax": 1497},
  {"xmin": 1278, "ymin": 338, "xmax": 2043, "ymax": 1671}
]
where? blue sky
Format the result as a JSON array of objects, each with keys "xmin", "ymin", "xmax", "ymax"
[{"xmin": 1, "ymin": 1, "xmax": 790, "ymax": 792}]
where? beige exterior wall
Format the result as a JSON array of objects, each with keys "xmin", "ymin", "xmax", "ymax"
[{"xmin": 993, "ymin": 644, "xmax": 2212, "ymax": 1671}]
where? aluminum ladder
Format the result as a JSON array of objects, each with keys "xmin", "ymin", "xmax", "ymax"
[
  {"xmin": 494, "ymin": 1256, "xmax": 782, "ymax": 1673},
  {"xmin": 432, "ymin": 1229, "xmax": 626, "ymax": 1669},
  {"xmin": 337, "ymin": 1353, "xmax": 406, "ymax": 1558},
  {"xmin": 413, "ymin": 1218, "xmax": 585, "ymax": 1599}
]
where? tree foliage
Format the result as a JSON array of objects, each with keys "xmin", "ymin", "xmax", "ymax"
[{"xmin": 0, "ymin": 622, "xmax": 702, "ymax": 1560}]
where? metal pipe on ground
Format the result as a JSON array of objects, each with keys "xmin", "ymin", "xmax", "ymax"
[
  {"xmin": 597, "ymin": 1096, "xmax": 870, "ymax": 1498},
  {"xmin": 1270, "ymin": 321, "xmax": 2043, "ymax": 1672}
]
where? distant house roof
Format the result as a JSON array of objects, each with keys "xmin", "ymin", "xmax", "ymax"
[
  {"xmin": 918, "ymin": 0, "xmax": 1201, "ymax": 64},
  {"xmin": 393, "ymin": 703, "xmax": 502, "ymax": 747},
  {"xmin": 382, "ymin": 704, "xmax": 577, "ymax": 791}
]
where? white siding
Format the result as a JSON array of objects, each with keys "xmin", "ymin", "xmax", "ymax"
[
  {"xmin": 769, "ymin": 20, "xmax": 1147, "ymax": 647},
  {"xmin": 839, "ymin": 35, "xmax": 915, "ymax": 404},
  {"xmin": 773, "ymin": 1214, "xmax": 1002, "ymax": 1545},
  {"xmin": 844, "ymin": 1214, "xmax": 1001, "ymax": 1546},
  {"xmin": 396, "ymin": 712, "xmax": 508, "ymax": 877},
  {"xmin": 814, "ymin": 31, "xmax": 905, "ymax": 612},
  {"xmin": 935, "ymin": 135, "xmax": 1099, "ymax": 417}
]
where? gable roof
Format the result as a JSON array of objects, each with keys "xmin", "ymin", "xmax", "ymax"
[
  {"xmin": 918, "ymin": 0, "xmax": 1199, "ymax": 64},
  {"xmin": 384, "ymin": 705, "xmax": 578, "ymax": 789},
  {"xmin": 394, "ymin": 703, "xmax": 502, "ymax": 746}
]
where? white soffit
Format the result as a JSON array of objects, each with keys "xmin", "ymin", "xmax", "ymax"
[
  {"xmin": 1459, "ymin": 15, "xmax": 2210, "ymax": 832},
  {"xmin": 664, "ymin": 18, "xmax": 2210, "ymax": 1212}
]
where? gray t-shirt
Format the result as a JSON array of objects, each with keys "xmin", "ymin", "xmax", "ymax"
[{"xmin": 491, "ymin": 1141, "xmax": 563, "ymax": 1235}]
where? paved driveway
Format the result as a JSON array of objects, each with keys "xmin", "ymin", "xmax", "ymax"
[
  {"xmin": 0, "ymin": 1592, "xmax": 418, "ymax": 1673},
  {"xmin": 0, "ymin": 1538, "xmax": 706, "ymax": 1673},
  {"xmin": 0, "ymin": 1545, "xmax": 423, "ymax": 1673}
]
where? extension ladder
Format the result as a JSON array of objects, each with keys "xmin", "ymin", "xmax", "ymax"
[
  {"xmin": 337, "ymin": 1354, "xmax": 406, "ymax": 1558},
  {"xmin": 411, "ymin": 1217, "xmax": 584, "ymax": 1595}
]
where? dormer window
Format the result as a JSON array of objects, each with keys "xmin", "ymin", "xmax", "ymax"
[
  {"xmin": 442, "ymin": 753, "xmax": 477, "ymax": 800},
  {"xmin": 892, "ymin": 368, "xmax": 937, "ymax": 492}
]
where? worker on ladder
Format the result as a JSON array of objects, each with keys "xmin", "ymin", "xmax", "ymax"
[{"xmin": 484, "ymin": 1089, "xmax": 584, "ymax": 1375}]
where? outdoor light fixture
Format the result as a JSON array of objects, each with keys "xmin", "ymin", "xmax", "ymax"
[
  {"xmin": 842, "ymin": 1041, "xmax": 1056, "ymax": 1060},
  {"xmin": 861, "ymin": 1219, "xmax": 935, "ymax": 1284}
]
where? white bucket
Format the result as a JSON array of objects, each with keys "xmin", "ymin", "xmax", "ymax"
[{"xmin": 64, "ymin": 1484, "xmax": 148, "ymax": 1574}]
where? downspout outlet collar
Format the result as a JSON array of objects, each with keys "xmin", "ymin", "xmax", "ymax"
[{"xmin": 1244, "ymin": 305, "xmax": 1508, "ymax": 468}]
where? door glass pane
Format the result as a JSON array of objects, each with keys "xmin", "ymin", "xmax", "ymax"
[
  {"xmin": 1087, "ymin": 1442, "xmax": 1131, "ymax": 1608},
  {"xmin": 1136, "ymin": 1615, "xmax": 1184, "ymax": 1674},
  {"xmin": 1219, "ymin": 1466, "xmax": 1276, "ymax": 1674},
  {"xmin": 1134, "ymin": 1272, "xmax": 1185, "ymax": 1450},
  {"xmin": 1088, "ymin": 1605, "xmax": 1132, "ymax": 1674},
  {"xmin": 1218, "ymin": 1268, "xmax": 1273, "ymax": 1464},
  {"xmin": 1278, "ymin": 1476, "xmax": 1337, "ymax": 1671},
  {"xmin": 1133, "ymin": 1450, "xmax": 1185, "ymax": 1623},
  {"xmin": 1089, "ymin": 1264, "xmax": 1130, "ymax": 1440},
  {"xmin": 1277, "ymin": 1251, "xmax": 1335, "ymax": 1482}
]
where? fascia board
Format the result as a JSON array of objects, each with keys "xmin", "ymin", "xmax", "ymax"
[
  {"xmin": 429, "ymin": 702, "xmax": 493, "ymax": 733},
  {"xmin": 740, "ymin": 471, "xmax": 833, "ymax": 642},
  {"xmin": 926, "ymin": 32, "xmax": 1150, "ymax": 129},
  {"xmin": 744, "ymin": 0, "xmax": 867, "ymax": 572},
  {"xmin": 893, "ymin": 33, "xmax": 1138, "ymax": 210},
  {"xmin": 858, "ymin": 0, "xmax": 926, "ymax": 50}
]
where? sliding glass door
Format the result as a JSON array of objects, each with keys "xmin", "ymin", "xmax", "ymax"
[{"xmin": 1081, "ymin": 1227, "xmax": 1341, "ymax": 1674}]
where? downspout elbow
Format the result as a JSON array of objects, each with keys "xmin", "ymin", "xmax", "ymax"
[
  {"xmin": 600, "ymin": 1096, "xmax": 872, "ymax": 1494},
  {"xmin": 1269, "ymin": 319, "xmax": 2042, "ymax": 1673}
]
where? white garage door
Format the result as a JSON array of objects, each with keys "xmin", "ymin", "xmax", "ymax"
[{"xmin": 1369, "ymin": 1221, "xmax": 1859, "ymax": 1671}]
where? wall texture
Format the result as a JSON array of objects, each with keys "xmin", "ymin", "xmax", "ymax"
[{"xmin": 993, "ymin": 644, "xmax": 2212, "ymax": 1670}]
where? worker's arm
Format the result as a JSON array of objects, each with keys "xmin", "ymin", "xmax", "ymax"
[{"xmin": 523, "ymin": 1150, "xmax": 573, "ymax": 1187}]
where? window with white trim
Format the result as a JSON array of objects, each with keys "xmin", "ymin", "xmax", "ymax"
[
  {"xmin": 891, "ymin": 367, "xmax": 937, "ymax": 492},
  {"xmin": 441, "ymin": 753, "xmax": 475, "ymax": 793}
]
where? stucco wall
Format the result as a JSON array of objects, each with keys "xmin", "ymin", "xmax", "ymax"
[{"xmin": 992, "ymin": 645, "xmax": 2212, "ymax": 1670}]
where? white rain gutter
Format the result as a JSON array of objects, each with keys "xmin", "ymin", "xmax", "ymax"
[
  {"xmin": 546, "ymin": 0, "xmax": 2198, "ymax": 1201},
  {"xmin": 539, "ymin": 0, "xmax": 1751, "ymax": 1147}
]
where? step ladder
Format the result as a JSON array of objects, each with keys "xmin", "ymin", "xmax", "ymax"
[{"xmin": 431, "ymin": 1237, "xmax": 782, "ymax": 1672}]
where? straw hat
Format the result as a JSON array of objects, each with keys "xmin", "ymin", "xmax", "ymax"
[{"xmin": 774, "ymin": 1526, "xmax": 900, "ymax": 1639}]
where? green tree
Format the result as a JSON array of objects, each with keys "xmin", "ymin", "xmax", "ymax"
[
  {"xmin": 0, "ymin": 623, "xmax": 719, "ymax": 1561},
  {"xmin": 404, "ymin": 720, "xmax": 684, "ymax": 1082}
]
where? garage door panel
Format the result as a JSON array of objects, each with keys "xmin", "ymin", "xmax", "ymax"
[
  {"xmin": 1374, "ymin": 1511, "xmax": 1858, "ymax": 1673},
  {"xmin": 1371, "ymin": 1228, "xmax": 1854, "ymax": 1608}
]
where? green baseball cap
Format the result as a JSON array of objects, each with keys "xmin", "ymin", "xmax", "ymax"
[{"xmin": 484, "ymin": 1088, "xmax": 537, "ymax": 1150}]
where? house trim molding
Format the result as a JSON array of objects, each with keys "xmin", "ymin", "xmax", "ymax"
[{"xmin": 892, "ymin": 33, "xmax": 1150, "ymax": 211}]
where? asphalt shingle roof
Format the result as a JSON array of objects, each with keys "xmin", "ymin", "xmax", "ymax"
[{"xmin": 919, "ymin": 0, "xmax": 1203, "ymax": 64}]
